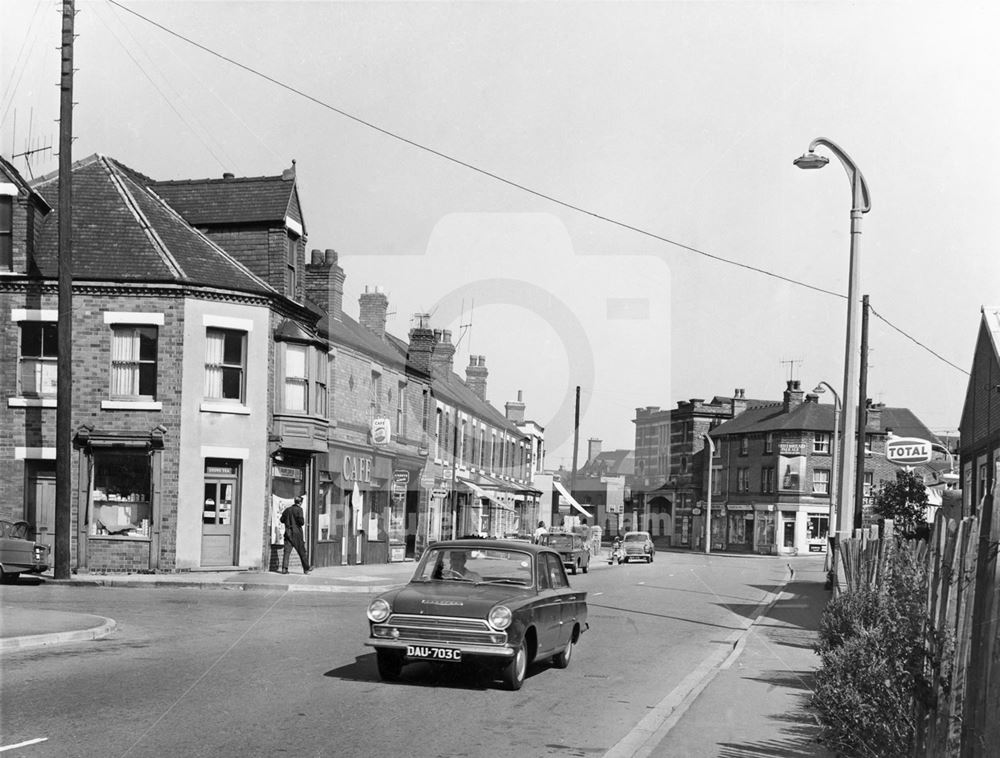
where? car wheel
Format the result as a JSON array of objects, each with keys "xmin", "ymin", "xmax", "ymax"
[
  {"xmin": 501, "ymin": 640, "xmax": 528, "ymax": 690},
  {"xmin": 582, "ymin": 562, "xmax": 588, "ymax": 574},
  {"xmin": 0, "ymin": 569, "xmax": 20, "ymax": 585},
  {"xmin": 552, "ymin": 633, "xmax": 574, "ymax": 669},
  {"xmin": 375, "ymin": 649, "xmax": 403, "ymax": 682}
]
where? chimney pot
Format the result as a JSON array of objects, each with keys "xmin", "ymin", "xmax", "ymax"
[{"xmin": 223, "ymin": 172, "xmax": 235, "ymax": 180}]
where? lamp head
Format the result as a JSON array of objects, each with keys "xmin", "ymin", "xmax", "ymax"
[
  {"xmin": 794, "ymin": 151, "xmax": 829, "ymax": 170},
  {"xmin": 811, "ymin": 384, "xmax": 826, "ymax": 394}
]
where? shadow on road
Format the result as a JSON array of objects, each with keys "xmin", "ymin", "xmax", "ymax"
[{"xmin": 324, "ymin": 652, "xmax": 550, "ymax": 691}]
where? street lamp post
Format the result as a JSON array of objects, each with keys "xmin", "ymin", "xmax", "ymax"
[
  {"xmin": 794, "ymin": 139, "xmax": 871, "ymax": 545},
  {"xmin": 812, "ymin": 381, "xmax": 841, "ymax": 547},
  {"xmin": 704, "ymin": 433, "xmax": 715, "ymax": 555}
]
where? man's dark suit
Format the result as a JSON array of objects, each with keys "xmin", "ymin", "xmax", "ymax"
[{"xmin": 280, "ymin": 502, "xmax": 310, "ymax": 573}]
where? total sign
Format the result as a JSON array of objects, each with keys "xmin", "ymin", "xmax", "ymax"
[{"xmin": 886, "ymin": 436, "xmax": 932, "ymax": 465}]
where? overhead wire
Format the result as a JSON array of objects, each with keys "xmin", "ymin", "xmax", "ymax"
[
  {"xmin": 105, "ymin": 0, "xmax": 967, "ymax": 379},
  {"xmin": 0, "ymin": 0, "xmax": 49, "ymax": 131}
]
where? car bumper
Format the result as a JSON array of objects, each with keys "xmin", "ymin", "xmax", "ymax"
[{"xmin": 364, "ymin": 638, "xmax": 516, "ymax": 659}]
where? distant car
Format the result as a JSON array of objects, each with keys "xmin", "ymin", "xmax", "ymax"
[
  {"xmin": 622, "ymin": 531, "xmax": 655, "ymax": 563},
  {"xmin": 0, "ymin": 520, "xmax": 51, "ymax": 583},
  {"xmin": 539, "ymin": 532, "xmax": 590, "ymax": 574},
  {"xmin": 365, "ymin": 539, "xmax": 588, "ymax": 690}
]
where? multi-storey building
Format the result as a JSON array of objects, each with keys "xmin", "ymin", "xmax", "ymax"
[
  {"xmin": 1, "ymin": 154, "xmax": 312, "ymax": 572},
  {"xmin": 708, "ymin": 380, "xmax": 943, "ymax": 555},
  {"xmin": 632, "ymin": 390, "xmax": 770, "ymax": 547}
]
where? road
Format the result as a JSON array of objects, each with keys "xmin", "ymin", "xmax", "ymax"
[{"xmin": 0, "ymin": 552, "xmax": 807, "ymax": 758}]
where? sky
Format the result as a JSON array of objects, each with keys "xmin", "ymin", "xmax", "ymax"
[{"xmin": 3, "ymin": 0, "xmax": 997, "ymax": 468}]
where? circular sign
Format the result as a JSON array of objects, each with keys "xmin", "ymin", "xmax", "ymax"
[{"xmin": 691, "ymin": 507, "xmax": 703, "ymax": 516}]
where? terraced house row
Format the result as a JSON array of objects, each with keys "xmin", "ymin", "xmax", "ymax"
[{"xmin": 0, "ymin": 154, "xmax": 543, "ymax": 573}]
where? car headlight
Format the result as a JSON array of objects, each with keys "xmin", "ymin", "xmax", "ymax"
[
  {"xmin": 488, "ymin": 605, "xmax": 512, "ymax": 631},
  {"xmin": 367, "ymin": 598, "xmax": 391, "ymax": 623}
]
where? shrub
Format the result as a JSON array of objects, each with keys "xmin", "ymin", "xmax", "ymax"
[{"xmin": 811, "ymin": 540, "xmax": 944, "ymax": 757}]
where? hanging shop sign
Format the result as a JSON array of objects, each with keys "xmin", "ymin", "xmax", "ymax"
[
  {"xmin": 393, "ymin": 470, "xmax": 410, "ymax": 485},
  {"xmin": 371, "ymin": 418, "xmax": 391, "ymax": 445},
  {"xmin": 886, "ymin": 437, "xmax": 932, "ymax": 465}
]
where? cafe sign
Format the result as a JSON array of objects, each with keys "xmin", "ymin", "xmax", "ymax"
[
  {"xmin": 886, "ymin": 436, "xmax": 932, "ymax": 465},
  {"xmin": 371, "ymin": 418, "xmax": 391, "ymax": 445}
]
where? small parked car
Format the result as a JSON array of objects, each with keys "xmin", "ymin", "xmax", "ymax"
[
  {"xmin": 539, "ymin": 531, "xmax": 590, "ymax": 574},
  {"xmin": 365, "ymin": 539, "xmax": 588, "ymax": 690},
  {"xmin": 621, "ymin": 531, "xmax": 655, "ymax": 563},
  {"xmin": 0, "ymin": 520, "xmax": 51, "ymax": 583}
]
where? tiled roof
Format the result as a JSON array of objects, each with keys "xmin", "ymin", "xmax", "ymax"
[
  {"xmin": 149, "ymin": 169, "xmax": 298, "ymax": 227},
  {"xmin": 711, "ymin": 399, "xmax": 939, "ymax": 442},
  {"xmin": 308, "ymin": 298, "xmax": 405, "ymax": 368},
  {"xmin": 28, "ymin": 155, "xmax": 276, "ymax": 295},
  {"xmin": 579, "ymin": 449, "xmax": 634, "ymax": 477}
]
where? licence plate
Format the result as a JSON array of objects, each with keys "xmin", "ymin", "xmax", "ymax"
[{"xmin": 406, "ymin": 645, "xmax": 462, "ymax": 662}]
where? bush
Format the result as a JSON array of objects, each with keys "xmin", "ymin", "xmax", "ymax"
[{"xmin": 811, "ymin": 540, "xmax": 946, "ymax": 757}]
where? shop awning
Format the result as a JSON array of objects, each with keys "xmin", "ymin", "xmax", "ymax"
[
  {"xmin": 460, "ymin": 478, "xmax": 504, "ymax": 507},
  {"xmin": 553, "ymin": 480, "xmax": 590, "ymax": 517}
]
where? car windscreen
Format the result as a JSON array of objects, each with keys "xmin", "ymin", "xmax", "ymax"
[
  {"xmin": 545, "ymin": 535, "xmax": 575, "ymax": 548},
  {"xmin": 413, "ymin": 547, "xmax": 533, "ymax": 587},
  {"xmin": 624, "ymin": 534, "xmax": 646, "ymax": 542}
]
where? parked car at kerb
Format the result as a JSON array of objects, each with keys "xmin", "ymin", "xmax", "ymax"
[
  {"xmin": 539, "ymin": 531, "xmax": 590, "ymax": 574},
  {"xmin": 622, "ymin": 531, "xmax": 655, "ymax": 563},
  {"xmin": 0, "ymin": 520, "xmax": 51, "ymax": 583},
  {"xmin": 365, "ymin": 539, "xmax": 588, "ymax": 690}
]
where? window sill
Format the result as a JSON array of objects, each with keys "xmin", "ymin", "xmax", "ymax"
[
  {"xmin": 8, "ymin": 397, "xmax": 57, "ymax": 408},
  {"xmin": 88, "ymin": 534, "xmax": 152, "ymax": 541},
  {"xmin": 200, "ymin": 401, "xmax": 251, "ymax": 415},
  {"xmin": 101, "ymin": 400, "xmax": 163, "ymax": 411}
]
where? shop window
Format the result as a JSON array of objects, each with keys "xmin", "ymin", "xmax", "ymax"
[
  {"xmin": 110, "ymin": 325, "xmax": 158, "ymax": 399},
  {"xmin": 19, "ymin": 321, "xmax": 58, "ymax": 397},
  {"xmin": 807, "ymin": 514, "xmax": 830, "ymax": 540},
  {"xmin": 204, "ymin": 328, "xmax": 246, "ymax": 402},
  {"xmin": 91, "ymin": 450, "xmax": 152, "ymax": 539},
  {"xmin": 813, "ymin": 433, "xmax": 831, "ymax": 454}
]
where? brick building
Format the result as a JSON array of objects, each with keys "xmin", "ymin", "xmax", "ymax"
[
  {"xmin": 0, "ymin": 154, "xmax": 306, "ymax": 572},
  {"xmin": 708, "ymin": 380, "xmax": 943, "ymax": 555}
]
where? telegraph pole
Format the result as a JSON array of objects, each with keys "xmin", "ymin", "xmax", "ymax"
[
  {"xmin": 854, "ymin": 294, "xmax": 870, "ymax": 531},
  {"xmin": 570, "ymin": 386, "xmax": 580, "ymax": 498},
  {"xmin": 55, "ymin": 0, "xmax": 75, "ymax": 580}
]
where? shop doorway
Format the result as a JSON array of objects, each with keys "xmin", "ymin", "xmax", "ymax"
[
  {"xmin": 202, "ymin": 460, "xmax": 241, "ymax": 566},
  {"xmin": 25, "ymin": 461, "xmax": 56, "ymax": 554}
]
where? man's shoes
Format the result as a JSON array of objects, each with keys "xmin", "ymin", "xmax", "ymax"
[
  {"xmin": 280, "ymin": 569, "xmax": 288, "ymax": 574},
  {"xmin": 304, "ymin": 567, "xmax": 313, "ymax": 575}
]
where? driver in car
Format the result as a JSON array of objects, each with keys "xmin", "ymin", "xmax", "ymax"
[{"xmin": 444, "ymin": 551, "xmax": 482, "ymax": 582}]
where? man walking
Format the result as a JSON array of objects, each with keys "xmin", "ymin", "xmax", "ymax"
[{"xmin": 280, "ymin": 496, "xmax": 311, "ymax": 574}]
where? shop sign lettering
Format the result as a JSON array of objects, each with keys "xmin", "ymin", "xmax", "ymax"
[
  {"xmin": 886, "ymin": 437, "xmax": 932, "ymax": 465},
  {"xmin": 343, "ymin": 455, "xmax": 372, "ymax": 483}
]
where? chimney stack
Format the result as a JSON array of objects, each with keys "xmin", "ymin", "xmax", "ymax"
[
  {"xmin": 731, "ymin": 388, "xmax": 748, "ymax": 417},
  {"xmin": 305, "ymin": 248, "xmax": 345, "ymax": 318},
  {"xmin": 430, "ymin": 329, "xmax": 456, "ymax": 374},
  {"xmin": 782, "ymin": 379, "xmax": 804, "ymax": 414},
  {"xmin": 407, "ymin": 313, "xmax": 435, "ymax": 376},
  {"xmin": 505, "ymin": 390, "xmax": 526, "ymax": 423},
  {"xmin": 358, "ymin": 285, "xmax": 389, "ymax": 339},
  {"xmin": 587, "ymin": 438, "xmax": 602, "ymax": 463},
  {"xmin": 465, "ymin": 355, "xmax": 488, "ymax": 400}
]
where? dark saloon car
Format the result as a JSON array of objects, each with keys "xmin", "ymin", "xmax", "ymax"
[
  {"xmin": 365, "ymin": 539, "xmax": 588, "ymax": 690},
  {"xmin": 0, "ymin": 520, "xmax": 50, "ymax": 583},
  {"xmin": 539, "ymin": 531, "xmax": 590, "ymax": 574}
]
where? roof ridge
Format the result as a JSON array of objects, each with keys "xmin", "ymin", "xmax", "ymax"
[
  {"xmin": 150, "ymin": 173, "xmax": 288, "ymax": 187},
  {"xmin": 103, "ymin": 158, "xmax": 186, "ymax": 280}
]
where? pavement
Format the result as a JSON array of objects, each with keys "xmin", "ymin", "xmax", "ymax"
[{"xmin": 0, "ymin": 550, "xmax": 835, "ymax": 757}]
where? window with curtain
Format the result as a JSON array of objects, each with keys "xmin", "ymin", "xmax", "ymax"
[
  {"xmin": 110, "ymin": 325, "xmax": 158, "ymax": 399},
  {"xmin": 204, "ymin": 328, "xmax": 246, "ymax": 401},
  {"xmin": 1, "ymin": 195, "xmax": 12, "ymax": 269},
  {"xmin": 19, "ymin": 321, "xmax": 58, "ymax": 396},
  {"xmin": 284, "ymin": 343, "xmax": 308, "ymax": 412},
  {"xmin": 812, "ymin": 469, "xmax": 830, "ymax": 494},
  {"xmin": 313, "ymin": 349, "xmax": 327, "ymax": 417}
]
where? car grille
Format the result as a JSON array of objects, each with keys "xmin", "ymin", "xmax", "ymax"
[{"xmin": 379, "ymin": 614, "xmax": 506, "ymax": 646}]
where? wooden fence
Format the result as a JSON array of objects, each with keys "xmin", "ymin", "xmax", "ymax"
[{"xmin": 836, "ymin": 474, "xmax": 999, "ymax": 758}]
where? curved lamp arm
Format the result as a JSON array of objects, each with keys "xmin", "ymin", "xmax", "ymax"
[{"xmin": 805, "ymin": 137, "xmax": 872, "ymax": 214}]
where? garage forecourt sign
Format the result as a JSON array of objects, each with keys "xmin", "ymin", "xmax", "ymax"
[{"xmin": 885, "ymin": 436, "xmax": 932, "ymax": 465}]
